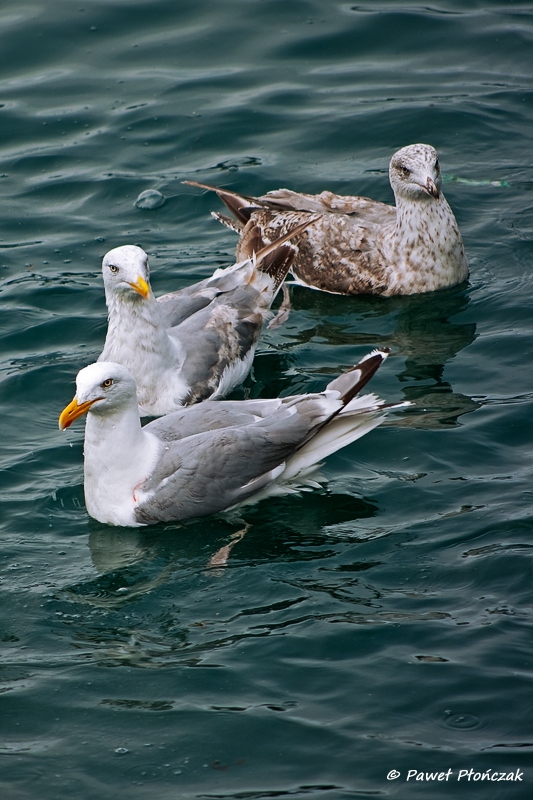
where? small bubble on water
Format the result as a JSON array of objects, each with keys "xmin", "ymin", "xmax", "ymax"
[
  {"xmin": 135, "ymin": 189, "xmax": 166, "ymax": 210},
  {"xmin": 444, "ymin": 712, "xmax": 480, "ymax": 729},
  {"xmin": 115, "ymin": 747, "xmax": 129, "ymax": 755}
]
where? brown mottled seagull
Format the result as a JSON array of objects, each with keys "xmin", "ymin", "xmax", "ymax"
[
  {"xmin": 184, "ymin": 143, "xmax": 468, "ymax": 296},
  {"xmin": 98, "ymin": 220, "xmax": 311, "ymax": 416},
  {"xmin": 58, "ymin": 350, "xmax": 407, "ymax": 526}
]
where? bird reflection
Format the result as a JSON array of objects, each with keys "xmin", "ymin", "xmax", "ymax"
[
  {"xmin": 85, "ymin": 516, "xmax": 243, "ymax": 579},
  {"xmin": 88, "ymin": 529, "xmax": 147, "ymax": 574},
  {"xmin": 82, "ymin": 487, "xmax": 379, "ymax": 579},
  {"xmin": 263, "ymin": 283, "xmax": 478, "ymax": 428},
  {"xmin": 56, "ymin": 492, "xmax": 379, "ymax": 668}
]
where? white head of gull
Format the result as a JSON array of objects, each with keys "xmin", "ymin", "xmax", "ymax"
[
  {"xmin": 184, "ymin": 143, "xmax": 468, "ymax": 296},
  {"xmin": 59, "ymin": 351, "xmax": 408, "ymax": 527},
  {"xmin": 98, "ymin": 219, "xmax": 311, "ymax": 416}
]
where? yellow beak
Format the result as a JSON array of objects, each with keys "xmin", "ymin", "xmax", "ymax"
[
  {"xmin": 128, "ymin": 276, "xmax": 150, "ymax": 299},
  {"xmin": 59, "ymin": 396, "xmax": 101, "ymax": 430}
]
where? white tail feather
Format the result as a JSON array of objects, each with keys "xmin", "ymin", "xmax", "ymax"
[{"xmin": 282, "ymin": 408, "xmax": 385, "ymax": 482}]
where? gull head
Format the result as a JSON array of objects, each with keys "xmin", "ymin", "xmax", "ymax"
[
  {"xmin": 389, "ymin": 143, "xmax": 442, "ymax": 202},
  {"xmin": 59, "ymin": 362, "xmax": 138, "ymax": 429},
  {"xmin": 102, "ymin": 245, "xmax": 152, "ymax": 300}
]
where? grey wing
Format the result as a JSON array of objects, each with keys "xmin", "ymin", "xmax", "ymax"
[
  {"xmin": 156, "ymin": 274, "xmax": 225, "ymax": 328},
  {"xmin": 156, "ymin": 261, "xmax": 257, "ymax": 328},
  {"xmin": 157, "ymin": 292, "xmax": 214, "ymax": 328},
  {"xmin": 170, "ymin": 301, "xmax": 264, "ymax": 404},
  {"xmin": 145, "ymin": 398, "xmax": 282, "ymax": 441},
  {"xmin": 135, "ymin": 415, "xmax": 311, "ymax": 524}
]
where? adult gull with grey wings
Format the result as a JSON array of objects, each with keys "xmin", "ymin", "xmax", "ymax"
[
  {"xmin": 59, "ymin": 350, "xmax": 407, "ymax": 527},
  {"xmin": 98, "ymin": 220, "xmax": 312, "ymax": 416}
]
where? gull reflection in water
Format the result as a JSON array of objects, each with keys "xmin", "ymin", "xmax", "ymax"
[{"xmin": 262, "ymin": 283, "xmax": 478, "ymax": 429}]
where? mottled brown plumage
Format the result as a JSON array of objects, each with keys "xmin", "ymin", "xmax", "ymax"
[{"xmin": 184, "ymin": 144, "xmax": 468, "ymax": 297}]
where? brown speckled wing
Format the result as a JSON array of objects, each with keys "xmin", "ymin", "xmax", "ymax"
[{"xmin": 236, "ymin": 210, "xmax": 392, "ymax": 295}]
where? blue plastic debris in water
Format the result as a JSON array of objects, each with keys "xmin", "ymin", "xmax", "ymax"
[{"xmin": 135, "ymin": 189, "xmax": 166, "ymax": 209}]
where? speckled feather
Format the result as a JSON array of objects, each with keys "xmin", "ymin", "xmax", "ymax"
[{"xmin": 185, "ymin": 144, "xmax": 468, "ymax": 296}]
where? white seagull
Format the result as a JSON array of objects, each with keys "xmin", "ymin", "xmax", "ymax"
[
  {"xmin": 184, "ymin": 143, "xmax": 468, "ymax": 296},
  {"xmin": 98, "ymin": 220, "xmax": 311, "ymax": 416},
  {"xmin": 58, "ymin": 350, "xmax": 407, "ymax": 527}
]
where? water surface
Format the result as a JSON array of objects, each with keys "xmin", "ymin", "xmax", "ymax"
[{"xmin": 1, "ymin": 1, "xmax": 533, "ymax": 798}]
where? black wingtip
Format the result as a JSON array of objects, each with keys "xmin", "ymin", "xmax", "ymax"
[{"xmin": 327, "ymin": 348, "xmax": 390, "ymax": 406}]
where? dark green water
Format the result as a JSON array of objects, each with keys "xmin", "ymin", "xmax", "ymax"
[{"xmin": 1, "ymin": 1, "xmax": 533, "ymax": 798}]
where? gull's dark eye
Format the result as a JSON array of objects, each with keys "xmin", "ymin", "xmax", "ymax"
[
  {"xmin": 101, "ymin": 378, "xmax": 114, "ymax": 388},
  {"xmin": 435, "ymin": 157, "xmax": 440, "ymax": 171},
  {"xmin": 109, "ymin": 265, "xmax": 119, "ymax": 274},
  {"xmin": 399, "ymin": 165, "xmax": 411, "ymax": 177}
]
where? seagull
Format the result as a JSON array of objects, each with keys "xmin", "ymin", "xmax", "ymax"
[
  {"xmin": 58, "ymin": 350, "xmax": 407, "ymax": 527},
  {"xmin": 184, "ymin": 143, "xmax": 468, "ymax": 296},
  {"xmin": 98, "ymin": 219, "xmax": 312, "ymax": 416}
]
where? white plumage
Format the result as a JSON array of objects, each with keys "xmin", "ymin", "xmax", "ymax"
[
  {"xmin": 58, "ymin": 350, "xmax": 407, "ymax": 527},
  {"xmin": 98, "ymin": 221, "xmax": 310, "ymax": 416}
]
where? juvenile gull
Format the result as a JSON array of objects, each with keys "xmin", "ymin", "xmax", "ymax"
[
  {"xmin": 98, "ymin": 220, "xmax": 311, "ymax": 416},
  {"xmin": 184, "ymin": 143, "xmax": 468, "ymax": 296},
  {"xmin": 58, "ymin": 351, "xmax": 407, "ymax": 527}
]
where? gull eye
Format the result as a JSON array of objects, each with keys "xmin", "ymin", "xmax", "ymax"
[
  {"xmin": 108, "ymin": 264, "xmax": 119, "ymax": 274},
  {"xmin": 101, "ymin": 378, "xmax": 114, "ymax": 388},
  {"xmin": 435, "ymin": 157, "xmax": 440, "ymax": 171},
  {"xmin": 400, "ymin": 165, "xmax": 411, "ymax": 177}
]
